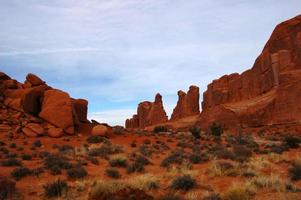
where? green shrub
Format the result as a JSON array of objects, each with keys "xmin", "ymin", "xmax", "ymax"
[
  {"xmin": 44, "ymin": 154, "xmax": 73, "ymax": 170},
  {"xmin": 289, "ymin": 163, "xmax": 301, "ymax": 181},
  {"xmin": 33, "ymin": 140, "xmax": 42, "ymax": 147},
  {"xmin": 210, "ymin": 123, "xmax": 223, "ymax": 137},
  {"xmin": 9, "ymin": 143, "xmax": 17, "ymax": 148},
  {"xmin": 170, "ymin": 175, "xmax": 196, "ymax": 191},
  {"xmin": 11, "ymin": 167, "xmax": 32, "ymax": 180},
  {"xmin": 105, "ymin": 168, "xmax": 120, "ymax": 179},
  {"xmin": 2, "ymin": 158, "xmax": 22, "ymax": 166},
  {"xmin": 109, "ymin": 156, "xmax": 127, "ymax": 168},
  {"xmin": 189, "ymin": 126, "xmax": 201, "ymax": 139},
  {"xmin": 189, "ymin": 154, "xmax": 202, "ymax": 164},
  {"xmin": 43, "ymin": 179, "xmax": 68, "ymax": 198},
  {"xmin": 153, "ymin": 126, "xmax": 168, "ymax": 133},
  {"xmin": 233, "ymin": 145, "xmax": 252, "ymax": 162},
  {"xmin": 86, "ymin": 135, "xmax": 105, "ymax": 144},
  {"xmin": 21, "ymin": 154, "xmax": 32, "ymax": 161},
  {"xmin": 127, "ymin": 161, "xmax": 145, "ymax": 174},
  {"xmin": 161, "ymin": 149, "xmax": 185, "ymax": 167},
  {"xmin": 285, "ymin": 136, "xmax": 301, "ymax": 149},
  {"xmin": 67, "ymin": 165, "xmax": 87, "ymax": 179}
]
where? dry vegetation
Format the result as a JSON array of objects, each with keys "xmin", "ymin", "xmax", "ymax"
[{"xmin": 1, "ymin": 125, "xmax": 301, "ymax": 199}]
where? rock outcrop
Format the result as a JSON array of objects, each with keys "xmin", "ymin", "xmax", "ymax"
[
  {"xmin": 171, "ymin": 85, "xmax": 200, "ymax": 120},
  {"xmin": 0, "ymin": 72, "xmax": 91, "ymax": 137},
  {"xmin": 198, "ymin": 15, "xmax": 301, "ymax": 131},
  {"xmin": 126, "ymin": 93, "xmax": 168, "ymax": 129}
]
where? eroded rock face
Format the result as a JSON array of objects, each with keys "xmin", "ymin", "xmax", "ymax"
[
  {"xmin": 171, "ymin": 85, "xmax": 200, "ymax": 120},
  {"xmin": 0, "ymin": 72, "xmax": 91, "ymax": 137},
  {"xmin": 198, "ymin": 15, "xmax": 301, "ymax": 131},
  {"xmin": 126, "ymin": 93, "xmax": 168, "ymax": 129},
  {"xmin": 39, "ymin": 89, "xmax": 74, "ymax": 134}
]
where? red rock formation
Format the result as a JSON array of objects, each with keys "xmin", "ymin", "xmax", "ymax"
[
  {"xmin": 198, "ymin": 15, "xmax": 301, "ymax": 131},
  {"xmin": 126, "ymin": 93, "xmax": 168, "ymax": 129},
  {"xmin": 0, "ymin": 72, "xmax": 91, "ymax": 137},
  {"xmin": 171, "ymin": 85, "xmax": 200, "ymax": 120}
]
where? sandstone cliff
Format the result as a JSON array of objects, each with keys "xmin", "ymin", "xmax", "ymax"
[
  {"xmin": 198, "ymin": 15, "xmax": 301, "ymax": 132},
  {"xmin": 171, "ymin": 85, "xmax": 200, "ymax": 120},
  {"xmin": 126, "ymin": 93, "xmax": 168, "ymax": 129}
]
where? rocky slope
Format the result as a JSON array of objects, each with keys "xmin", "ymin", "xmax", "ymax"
[
  {"xmin": 197, "ymin": 15, "xmax": 301, "ymax": 133},
  {"xmin": 0, "ymin": 72, "xmax": 92, "ymax": 138}
]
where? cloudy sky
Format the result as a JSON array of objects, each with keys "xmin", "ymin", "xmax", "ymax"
[{"xmin": 1, "ymin": 0, "xmax": 300, "ymax": 125}]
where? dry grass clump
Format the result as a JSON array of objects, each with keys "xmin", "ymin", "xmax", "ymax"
[
  {"xmin": 249, "ymin": 174, "xmax": 285, "ymax": 192},
  {"xmin": 127, "ymin": 174, "xmax": 159, "ymax": 190},
  {"xmin": 223, "ymin": 182, "xmax": 255, "ymax": 200},
  {"xmin": 206, "ymin": 160, "xmax": 241, "ymax": 177}
]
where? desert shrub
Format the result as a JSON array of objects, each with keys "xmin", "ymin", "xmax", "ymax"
[
  {"xmin": 143, "ymin": 139, "xmax": 151, "ymax": 145},
  {"xmin": 44, "ymin": 154, "xmax": 73, "ymax": 173},
  {"xmin": 9, "ymin": 143, "xmax": 16, "ymax": 148},
  {"xmin": 33, "ymin": 140, "xmax": 42, "ymax": 147},
  {"xmin": 109, "ymin": 156, "xmax": 127, "ymax": 168},
  {"xmin": 0, "ymin": 141, "xmax": 6, "ymax": 146},
  {"xmin": 203, "ymin": 193, "xmax": 222, "ymax": 200},
  {"xmin": 88, "ymin": 144, "xmax": 123, "ymax": 158},
  {"xmin": 128, "ymin": 174, "xmax": 159, "ymax": 190},
  {"xmin": 135, "ymin": 154, "xmax": 151, "ymax": 165},
  {"xmin": 224, "ymin": 183, "xmax": 251, "ymax": 200},
  {"xmin": 43, "ymin": 179, "xmax": 68, "ymax": 198},
  {"xmin": 0, "ymin": 147, "xmax": 9, "ymax": 154},
  {"xmin": 188, "ymin": 154, "xmax": 202, "ymax": 164},
  {"xmin": 58, "ymin": 144, "xmax": 74, "ymax": 152},
  {"xmin": 67, "ymin": 165, "xmax": 87, "ymax": 179},
  {"xmin": 285, "ymin": 136, "xmax": 301, "ymax": 149},
  {"xmin": 17, "ymin": 146, "xmax": 24, "ymax": 151},
  {"xmin": 2, "ymin": 158, "xmax": 21, "ymax": 166},
  {"xmin": 189, "ymin": 126, "xmax": 201, "ymax": 139},
  {"xmin": 139, "ymin": 144, "xmax": 154, "ymax": 157},
  {"xmin": 170, "ymin": 175, "xmax": 196, "ymax": 191},
  {"xmin": 11, "ymin": 167, "xmax": 32, "ymax": 180},
  {"xmin": 87, "ymin": 156, "xmax": 99, "ymax": 165},
  {"xmin": 210, "ymin": 146, "xmax": 234, "ymax": 160},
  {"xmin": 153, "ymin": 126, "xmax": 168, "ymax": 133},
  {"xmin": 86, "ymin": 135, "xmax": 106, "ymax": 144},
  {"xmin": 161, "ymin": 149, "xmax": 185, "ymax": 167},
  {"xmin": 32, "ymin": 167, "xmax": 44, "ymax": 177},
  {"xmin": 233, "ymin": 145, "xmax": 252, "ymax": 162},
  {"xmin": 131, "ymin": 141, "xmax": 137, "ymax": 148},
  {"xmin": 50, "ymin": 165, "xmax": 62, "ymax": 175},
  {"xmin": 158, "ymin": 192, "xmax": 183, "ymax": 200},
  {"xmin": 127, "ymin": 161, "xmax": 145, "ymax": 174},
  {"xmin": 270, "ymin": 145, "xmax": 288, "ymax": 154},
  {"xmin": 39, "ymin": 151, "xmax": 51, "ymax": 159},
  {"xmin": 0, "ymin": 176, "xmax": 15, "ymax": 200},
  {"xmin": 5, "ymin": 152, "xmax": 18, "ymax": 158},
  {"xmin": 289, "ymin": 163, "xmax": 301, "ymax": 181},
  {"xmin": 105, "ymin": 168, "xmax": 121, "ymax": 179},
  {"xmin": 21, "ymin": 154, "xmax": 32, "ymax": 160},
  {"xmin": 210, "ymin": 123, "xmax": 223, "ymax": 137}
]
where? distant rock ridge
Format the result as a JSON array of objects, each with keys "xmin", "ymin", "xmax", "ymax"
[
  {"xmin": 0, "ymin": 72, "xmax": 91, "ymax": 137},
  {"xmin": 125, "ymin": 15, "xmax": 301, "ymax": 133},
  {"xmin": 171, "ymin": 85, "xmax": 200, "ymax": 121},
  {"xmin": 125, "ymin": 93, "xmax": 168, "ymax": 129},
  {"xmin": 197, "ymin": 14, "xmax": 301, "ymax": 131}
]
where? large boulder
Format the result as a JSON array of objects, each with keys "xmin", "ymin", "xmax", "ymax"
[
  {"xmin": 25, "ymin": 123, "xmax": 45, "ymax": 136},
  {"xmin": 92, "ymin": 125, "xmax": 108, "ymax": 136},
  {"xmin": 48, "ymin": 127, "xmax": 64, "ymax": 138},
  {"xmin": 39, "ymin": 89, "xmax": 74, "ymax": 134}
]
